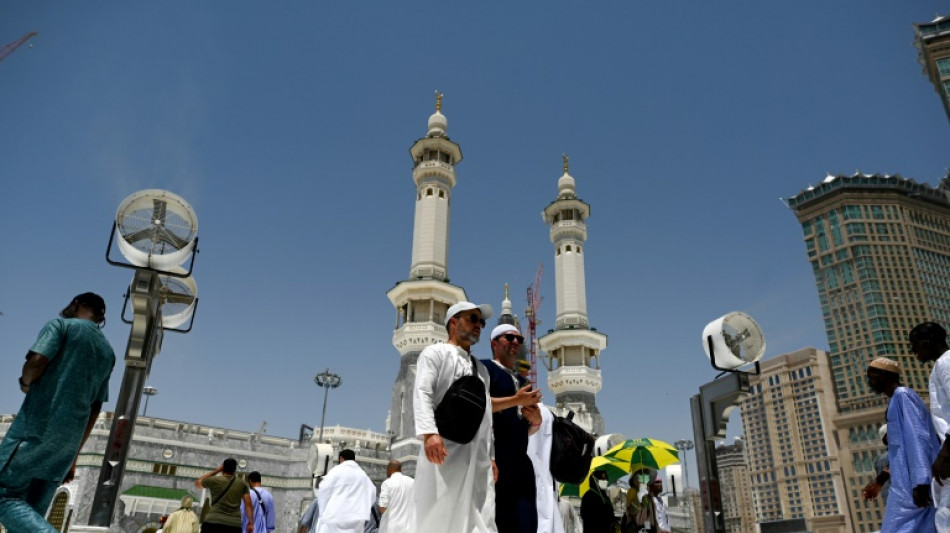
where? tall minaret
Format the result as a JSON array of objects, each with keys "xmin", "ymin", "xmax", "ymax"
[
  {"xmin": 538, "ymin": 155, "xmax": 608, "ymax": 435},
  {"xmin": 386, "ymin": 93, "xmax": 466, "ymax": 445}
]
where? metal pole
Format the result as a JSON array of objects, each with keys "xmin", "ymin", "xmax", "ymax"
[
  {"xmin": 89, "ymin": 271, "xmax": 163, "ymax": 526},
  {"xmin": 319, "ymin": 382, "xmax": 330, "ymax": 442},
  {"xmin": 314, "ymin": 369, "xmax": 341, "ymax": 443},
  {"xmin": 142, "ymin": 386, "xmax": 158, "ymax": 416}
]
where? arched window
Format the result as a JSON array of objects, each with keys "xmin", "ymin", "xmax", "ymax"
[{"xmin": 426, "ymin": 188, "xmax": 433, "ymax": 197}]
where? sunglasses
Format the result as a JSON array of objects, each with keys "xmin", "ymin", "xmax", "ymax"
[
  {"xmin": 498, "ymin": 333, "xmax": 525, "ymax": 344},
  {"xmin": 464, "ymin": 313, "xmax": 486, "ymax": 327}
]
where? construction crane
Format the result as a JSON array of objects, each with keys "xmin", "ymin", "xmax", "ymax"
[
  {"xmin": 525, "ymin": 263, "xmax": 543, "ymax": 387},
  {"xmin": 0, "ymin": 32, "xmax": 37, "ymax": 64}
]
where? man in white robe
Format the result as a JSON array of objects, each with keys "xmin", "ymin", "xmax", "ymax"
[
  {"xmin": 414, "ymin": 301, "xmax": 496, "ymax": 533},
  {"xmin": 379, "ymin": 460, "xmax": 415, "ymax": 532},
  {"xmin": 316, "ymin": 449, "xmax": 377, "ymax": 533},
  {"xmin": 527, "ymin": 405, "xmax": 565, "ymax": 533}
]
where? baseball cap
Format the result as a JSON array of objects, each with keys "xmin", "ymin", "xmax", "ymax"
[{"xmin": 445, "ymin": 302, "xmax": 493, "ymax": 327}]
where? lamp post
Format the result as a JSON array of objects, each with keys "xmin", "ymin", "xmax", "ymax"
[
  {"xmin": 314, "ymin": 369, "xmax": 342, "ymax": 442},
  {"xmin": 674, "ymin": 439, "xmax": 694, "ymax": 490},
  {"xmin": 141, "ymin": 386, "xmax": 158, "ymax": 416}
]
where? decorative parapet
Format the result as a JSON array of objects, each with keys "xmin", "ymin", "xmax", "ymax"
[
  {"xmin": 393, "ymin": 322, "xmax": 448, "ymax": 355},
  {"xmin": 548, "ymin": 366, "xmax": 602, "ymax": 395},
  {"xmin": 549, "ymin": 220, "xmax": 588, "ymax": 242}
]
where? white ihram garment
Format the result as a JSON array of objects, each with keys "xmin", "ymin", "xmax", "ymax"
[
  {"xmin": 413, "ymin": 342, "xmax": 494, "ymax": 533},
  {"xmin": 379, "ymin": 472, "xmax": 416, "ymax": 533},
  {"xmin": 930, "ymin": 351, "xmax": 950, "ymax": 533},
  {"xmin": 316, "ymin": 460, "xmax": 377, "ymax": 533},
  {"xmin": 527, "ymin": 405, "xmax": 565, "ymax": 533}
]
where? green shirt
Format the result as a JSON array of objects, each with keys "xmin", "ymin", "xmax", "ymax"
[
  {"xmin": 0, "ymin": 318, "xmax": 114, "ymax": 481},
  {"xmin": 202, "ymin": 474, "xmax": 250, "ymax": 527}
]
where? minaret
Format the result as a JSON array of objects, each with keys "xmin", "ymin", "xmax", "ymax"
[
  {"xmin": 386, "ymin": 92, "xmax": 467, "ymax": 444},
  {"xmin": 538, "ymin": 155, "xmax": 608, "ymax": 435},
  {"xmin": 497, "ymin": 284, "xmax": 518, "ymax": 326}
]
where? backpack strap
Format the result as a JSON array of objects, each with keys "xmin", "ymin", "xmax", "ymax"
[{"xmin": 251, "ymin": 487, "xmax": 267, "ymax": 518}]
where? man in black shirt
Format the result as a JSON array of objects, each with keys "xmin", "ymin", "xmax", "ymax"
[{"xmin": 482, "ymin": 324, "xmax": 542, "ymax": 532}]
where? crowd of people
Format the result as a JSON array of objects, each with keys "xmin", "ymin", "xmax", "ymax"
[{"xmin": 0, "ymin": 293, "xmax": 662, "ymax": 533}]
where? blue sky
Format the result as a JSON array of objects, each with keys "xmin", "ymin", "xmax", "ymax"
[{"xmin": 1, "ymin": 1, "xmax": 947, "ymax": 483}]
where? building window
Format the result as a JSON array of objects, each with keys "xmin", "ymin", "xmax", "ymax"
[
  {"xmin": 938, "ymin": 58, "xmax": 950, "ymax": 77},
  {"xmin": 153, "ymin": 463, "xmax": 178, "ymax": 476}
]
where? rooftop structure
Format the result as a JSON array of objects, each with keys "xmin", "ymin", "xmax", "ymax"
[{"xmin": 913, "ymin": 14, "xmax": 950, "ymax": 122}]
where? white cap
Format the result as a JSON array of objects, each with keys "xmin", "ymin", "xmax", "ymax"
[
  {"xmin": 491, "ymin": 324, "xmax": 520, "ymax": 340},
  {"xmin": 445, "ymin": 302, "xmax": 493, "ymax": 327}
]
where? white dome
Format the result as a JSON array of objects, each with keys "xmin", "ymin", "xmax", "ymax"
[
  {"xmin": 558, "ymin": 172, "xmax": 576, "ymax": 197},
  {"xmin": 427, "ymin": 111, "xmax": 447, "ymax": 137}
]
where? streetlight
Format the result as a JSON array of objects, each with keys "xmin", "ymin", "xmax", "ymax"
[
  {"xmin": 314, "ymin": 369, "xmax": 342, "ymax": 442},
  {"xmin": 674, "ymin": 439, "xmax": 694, "ymax": 490},
  {"xmin": 141, "ymin": 386, "xmax": 158, "ymax": 416}
]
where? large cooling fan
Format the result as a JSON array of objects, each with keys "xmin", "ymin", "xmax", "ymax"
[
  {"xmin": 116, "ymin": 190, "xmax": 198, "ymax": 270},
  {"xmin": 702, "ymin": 312, "xmax": 766, "ymax": 370},
  {"xmin": 156, "ymin": 267, "xmax": 198, "ymax": 329},
  {"xmin": 307, "ymin": 442, "xmax": 333, "ymax": 493}
]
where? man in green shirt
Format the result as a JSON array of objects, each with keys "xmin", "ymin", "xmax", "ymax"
[
  {"xmin": 0, "ymin": 292, "xmax": 115, "ymax": 533},
  {"xmin": 196, "ymin": 458, "xmax": 254, "ymax": 533}
]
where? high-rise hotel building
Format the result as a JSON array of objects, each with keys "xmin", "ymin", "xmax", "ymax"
[
  {"xmin": 785, "ymin": 172, "xmax": 950, "ymax": 532},
  {"xmin": 739, "ymin": 348, "xmax": 848, "ymax": 532},
  {"xmin": 715, "ymin": 438, "xmax": 756, "ymax": 533},
  {"xmin": 914, "ymin": 14, "xmax": 950, "ymax": 122}
]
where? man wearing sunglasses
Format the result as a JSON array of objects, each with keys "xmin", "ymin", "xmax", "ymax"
[
  {"xmin": 413, "ymin": 301, "xmax": 495, "ymax": 533},
  {"xmin": 482, "ymin": 324, "xmax": 543, "ymax": 532}
]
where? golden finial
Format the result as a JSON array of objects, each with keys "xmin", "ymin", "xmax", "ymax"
[
  {"xmin": 504, "ymin": 283, "xmax": 509, "ymax": 300},
  {"xmin": 562, "ymin": 153, "xmax": 569, "ymax": 173},
  {"xmin": 435, "ymin": 91, "xmax": 443, "ymax": 113}
]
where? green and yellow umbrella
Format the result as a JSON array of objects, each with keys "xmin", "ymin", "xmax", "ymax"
[
  {"xmin": 603, "ymin": 438, "xmax": 679, "ymax": 474},
  {"xmin": 559, "ymin": 456, "xmax": 629, "ymax": 497}
]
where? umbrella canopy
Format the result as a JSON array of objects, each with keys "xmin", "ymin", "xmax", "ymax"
[
  {"xmin": 559, "ymin": 456, "xmax": 629, "ymax": 497},
  {"xmin": 604, "ymin": 438, "xmax": 679, "ymax": 474}
]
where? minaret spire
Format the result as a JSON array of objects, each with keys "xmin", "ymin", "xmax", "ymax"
[
  {"xmin": 386, "ymin": 96, "xmax": 466, "ymax": 445},
  {"xmin": 538, "ymin": 156, "xmax": 608, "ymax": 435},
  {"xmin": 435, "ymin": 90, "xmax": 443, "ymax": 112}
]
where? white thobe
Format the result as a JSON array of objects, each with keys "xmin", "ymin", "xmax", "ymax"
[
  {"xmin": 316, "ymin": 460, "xmax": 377, "ymax": 533},
  {"xmin": 931, "ymin": 350, "xmax": 950, "ymax": 533},
  {"xmin": 653, "ymin": 495, "xmax": 670, "ymax": 532},
  {"xmin": 527, "ymin": 405, "xmax": 565, "ymax": 533},
  {"xmin": 379, "ymin": 472, "xmax": 416, "ymax": 533},
  {"xmin": 414, "ymin": 342, "xmax": 494, "ymax": 533}
]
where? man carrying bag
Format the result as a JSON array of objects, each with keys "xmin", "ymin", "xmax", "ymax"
[{"xmin": 195, "ymin": 459, "xmax": 254, "ymax": 533}]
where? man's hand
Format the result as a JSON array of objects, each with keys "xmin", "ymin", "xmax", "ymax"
[
  {"xmin": 513, "ymin": 384, "xmax": 541, "ymax": 407},
  {"xmin": 862, "ymin": 480, "xmax": 882, "ymax": 500},
  {"xmin": 913, "ymin": 484, "xmax": 934, "ymax": 508},
  {"xmin": 245, "ymin": 522, "xmax": 254, "ymax": 533},
  {"xmin": 424, "ymin": 434, "xmax": 448, "ymax": 465},
  {"xmin": 491, "ymin": 460, "xmax": 498, "ymax": 483}
]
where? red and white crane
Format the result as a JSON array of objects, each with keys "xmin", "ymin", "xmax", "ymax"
[
  {"xmin": 0, "ymin": 32, "xmax": 37, "ymax": 64},
  {"xmin": 524, "ymin": 263, "xmax": 543, "ymax": 386}
]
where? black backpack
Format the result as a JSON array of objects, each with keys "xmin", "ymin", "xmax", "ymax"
[
  {"xmin": 549, "ymin": 411, "xmax": 594, "ymax": 484},
  {"xmin": 435, "ymin": 354, "xmax": 487, "ymax": 444}
]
